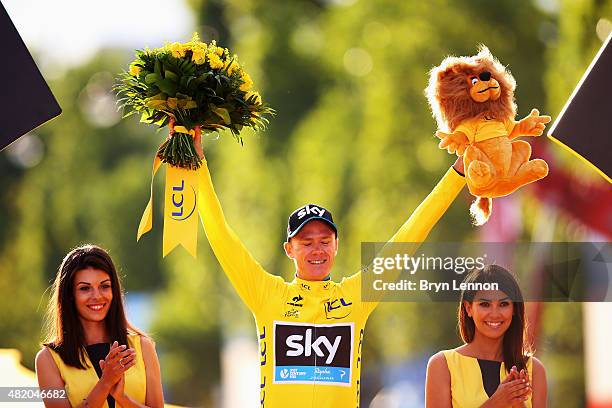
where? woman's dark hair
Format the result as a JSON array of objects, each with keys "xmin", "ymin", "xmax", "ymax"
[
  {"xmin": 457, "ymin": 264, "xmax": 531, "ymax": 373},
  {"xmin": 43, "ymin": 244, "xmax": 143, "ymax": 369}
]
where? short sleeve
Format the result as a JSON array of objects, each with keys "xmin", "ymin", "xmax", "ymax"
[
  {"xmin": 504, "ymin": 119, "xmax": 516, "ymax": 135},
  {"xmin": 454, "ymin": 120, "xmax": 476, "ymax": 143}
]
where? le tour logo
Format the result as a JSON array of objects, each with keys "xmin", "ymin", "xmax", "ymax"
[{"xmin": 170, "ymin": 179, "xmax": 197, "ymax": 221}]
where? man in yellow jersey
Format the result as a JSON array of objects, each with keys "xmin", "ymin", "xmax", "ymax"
[{"xmin": 195, "ymin": 127, "xmax": 466, "ymax": 407}]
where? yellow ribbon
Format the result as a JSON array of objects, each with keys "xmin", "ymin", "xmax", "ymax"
[
  {"xmin": 137, "ymin": 134, "xmax": 201, "ymax": 258},
  {"xmin": 173, "ymin": 126, "xmax": 196, "ymax": 136},
  {"xmin": 162, "ymin": 164, "xmax": 199, "ymax": 257}
]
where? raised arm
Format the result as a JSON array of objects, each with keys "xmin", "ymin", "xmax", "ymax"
[
  {"xmin": 388, "ymin": 159, "xmax": 465, "ymax": 244},
  {"xmin": 343, "ymin": 159, "xmax": 465, "ymax": 312},
  {"xmin": 197, "ymin": 135, "xmax": 283, "ymax": 313}
]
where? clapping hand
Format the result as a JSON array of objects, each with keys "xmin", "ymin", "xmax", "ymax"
[
  {"xmin": 99, "ymin": 341, "xmax": 136, "ymax": 395},
  {"xmin": 507, "ymin": 366, "xmax": 531, "ymax": 408},
  {"xmin": 487, "ymin": 365, "xmax": 531, "ymax": 407}
]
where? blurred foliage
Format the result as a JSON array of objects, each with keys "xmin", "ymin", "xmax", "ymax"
[
  {"xmin": 1, "ymin": 0, "xmax": 610, "ymax": 406},
  {"xmin": 0, "ymin": 52, "xmax": 168, "ymax": 368}
]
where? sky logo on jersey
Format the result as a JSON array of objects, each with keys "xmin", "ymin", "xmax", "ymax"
[{"xmin": 273, "ymin": 322, "xmax": 353, "ymax": 386}]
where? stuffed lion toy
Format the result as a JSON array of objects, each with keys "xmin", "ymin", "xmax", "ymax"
[{"xmin": 425, "ymin": 46, "xmax": 550, "ymax": 225}]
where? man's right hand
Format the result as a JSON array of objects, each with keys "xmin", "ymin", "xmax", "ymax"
[
  {"xmin": 168, "ymin": 118, "xmax": 204, "ymax": 160},
  {"xmin": 194, "ymin": 125, "xmax": 204, "ymax": 159},
  {"xmin": 453, "ymin": 156, "xmax": 465, "ymax": 176}
]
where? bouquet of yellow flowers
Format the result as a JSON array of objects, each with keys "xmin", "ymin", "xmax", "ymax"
[
  {"xmin": 115, "ymin": 34, "xmax": 274, "ymax": 257},
  {"xmin": 115, "ymin": 33, "xmax": 273, "ymax": 170}
]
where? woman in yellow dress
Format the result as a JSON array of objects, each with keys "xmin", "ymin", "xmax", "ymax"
[
  {"xmin": 425, "ymin": 265, "xmax": 547, "ymax": 407},
  {"xmin": 35, "ymin": 245, "xmax": 164, "ymax": 408}
]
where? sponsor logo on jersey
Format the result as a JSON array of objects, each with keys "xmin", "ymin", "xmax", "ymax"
[
  {"xmin": 259, "ymin": 326, "xmax": 268, "ymax": 406},
  {"xmin": 286, "ymin": 294, "xmax": 304, "ymax": 307},
  {"xmin": 324, "ymin": 298, "xmax": 353, "ymax": 319},
  {"xmin": 284, "ymin": 309, "xmax": 300, "ymax": 318},
  {"xmin": 273, "ymin": 321, "xmax": 353, "ymax": 386}
]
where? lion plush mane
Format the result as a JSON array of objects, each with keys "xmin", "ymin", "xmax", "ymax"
[{"xmin": 425, "ymin": 46, "xmax": 516, "ymax": 133}]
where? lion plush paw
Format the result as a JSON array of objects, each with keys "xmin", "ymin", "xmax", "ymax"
[
  {"xmin": 515, "ymin": 158, "xmax": 549, "ymax": 185},
  {"xmin": 483, "ymin": 158, "xmax": 549, "ymax": 197},
  {"xmin": 467, "ymin": 160, "xmax": 494, "ymax": 188}
]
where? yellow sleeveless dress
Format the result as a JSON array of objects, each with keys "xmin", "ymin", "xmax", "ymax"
[
  {"xmin": 47, "ymin": 334, "xmax": 147, "ymax": 408},
  {"xmin": 442, "ymin": 349, "xmax": 532, "ymax": 408}
]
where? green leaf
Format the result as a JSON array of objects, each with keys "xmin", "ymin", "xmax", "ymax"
[
  {"xmin": 164, "ymin": 69, "xmax": 178, "ymax": 81},
  {"xmin": 156, "ymin": 79, "xmax": 177, "ymax": 95},
  {"xmin": 211, "ymin": 106, "xmax": 231, "ymax": 125},
  {"xmin": 197, "ymin": 72, "xmax": 212, "ymax": 82},
  {"xmin": 145, "ymin": 73, "xmax": 161, "ymax": 84},
  {"xmin": 140, "ymin": 112, "xmax": 153, "ymax": 123}
]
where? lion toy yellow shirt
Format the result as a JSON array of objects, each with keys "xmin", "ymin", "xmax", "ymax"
[{"xmin": 455, "ymin": 115, "xmax": 516, "ymax": 144}]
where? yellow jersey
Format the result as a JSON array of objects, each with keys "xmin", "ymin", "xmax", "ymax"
[{"xmin": 198, "ymin": 162, "xmax": 465, "ymax": 407}]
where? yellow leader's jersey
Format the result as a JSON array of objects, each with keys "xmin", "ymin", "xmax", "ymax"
[{"xmin": 198, "ymin": 162, "xmax": 465, "ymax": 408}]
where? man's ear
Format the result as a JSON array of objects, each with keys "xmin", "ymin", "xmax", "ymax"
[
  {"xmin": 334, "ymin": 237, "xmax": 339, "ymax": 256},
  {"xmin": 284, "ymin": 241, "xmax": 294, "ymax": 259}
]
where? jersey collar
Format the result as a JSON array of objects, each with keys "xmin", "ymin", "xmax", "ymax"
[{"xmin": 293, "ymin": 275, "xmax": 334, "ymax": 294}]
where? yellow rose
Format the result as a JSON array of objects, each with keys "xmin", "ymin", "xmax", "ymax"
[
  {"xmin": 208, "ymin": 53, "xmax": 224, "ymax": 69},
  {"xmin": 190, "ymin": 32, "xmax": 202, "ymax": 43},
  {"xmin": 191, "ymin": 46, "xmax": 206, "ymax": 65},
  {"xmin": 129, "ymin": 64, "xmax": 142, "ymax": 76},
  {"xmin": 239, "ymin": 72, "xmax": 253, "ymax": 91},
  {"xmin": 225, "ymin": 60, "xmax": 238, "ymax": 75},
  {"xmin": 169, "ymin": 42, "xmax": 186, "ymax": 58}
]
